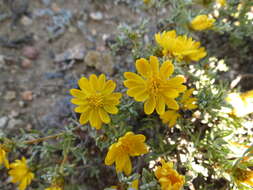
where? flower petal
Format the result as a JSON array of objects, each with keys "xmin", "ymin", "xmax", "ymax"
[
  {"xmin": 136, "ymin": 58, "xmax": 151, "ymax": 78},
  {"xmin": 70, "ymin": 89, "xmax": 86, "ymax": 98},
  {"xmin": 104, "ymin": 105, "xmax": 119, "ymax": 114},
  {"xmin": 99, "ymin": 108, "xmax": 111, "ymax": 124},
  {"xmin": 156, "ymin": 96, "xmax": 165, "ymax": 115},
  {"xmin": 149, "ymin": 56, "xmax": 159, "ymax": 75},
  {"xmin": 105, "ymin": 143, "xmax": 118, "ymax": 165},
  {"xmin": 165, "ymin": 98, "xmax": 179, "ymax": 110},
  {"xmin": 160, "ymin": 60, "xmax": 174, "ymax": 79},
  {"xmin": 144, "ymin": 96, "xmax": 156, "ymax": 114},
  {"xmin": 79, "ymin": 111, "xmax": 90, "ymax": 125}
]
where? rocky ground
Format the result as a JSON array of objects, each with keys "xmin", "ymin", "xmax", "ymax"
[{"xmin": 0, "ymin": 0, "xmax": 150, "ymax": 134}]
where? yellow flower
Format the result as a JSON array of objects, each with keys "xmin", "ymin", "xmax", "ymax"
[
  {"xmin": 124, "ymin": 56, "xmax": 186, "ymax": 115},
  {"xmin": 45, "ymin": 186, "xmax": 62, "ymax": 190},
  {"xmin": 155, "ymin": 30, "xmax": 207, "ymax": 62},
  {"xmin": 105, "ymin": 132, "xmax": 148, "ymax": 175},
  {"xmin": 155, "ymin": 159, "xmax": 185, "ymax": 190},
  {"xmin": 143, "ymin": 0, "xmax": 150, "ymax": 4},
  {"xmin": 9, "ymin": 157, "xmax": 34, "ymax": 190},
  {"xmin": 190, "ymin": 15, "xmax": 215, "ymax": 31},
  {"xmin": 0, "ymin": 145, "xmax": 9, "ymax": 168},
  {"xmin": 233, "ymin": 168, "xmax": 253, "ymax": 187},
  {"xmin": 180, "ymin": 88, "xmax": 198, "ymax": 110},
  {"xmin": 70, "ymin": 74, "xmax": 122, "ymax": 129},
  {"xmin": 216, "ymin": 0, "xmax": 226, "ymax": 6},
  {"xmin": 226, "ymin": 90, "xmax": 253, "ymax": 117},
  {"xmin": 160, "ymin": 110, "xmax": 181, "ymax": 128},
  {"xmin": 130, "ymin": 179, "xmax": 139, "ymax": 189},
  {"xmin": 160, "ymin": 88, "xmax": 198, "ymax": 128}
]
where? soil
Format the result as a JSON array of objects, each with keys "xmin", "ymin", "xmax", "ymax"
[{"xmin": 0, "ymin": 0, "xmax": 144, "ymax": 133}]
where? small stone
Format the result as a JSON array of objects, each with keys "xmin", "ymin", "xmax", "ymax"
[
  {"xmin": 21, "ymin": 16, "xmax": 33, "ymax": 26},
  {"xmin": 19, "ymin": 101, "xmax": 25, "ymax": 107},
  {"xmin": 54, "ymin": 44, "xmax": 85, "ymax": 62},
  {"xmin": 21, "ymin": 91, "xmax": 33, "ymax": 101},
  {"xmin": 0, "ymin": 116, "xmax": 8, "ymax": 129},
  {"xmin": 7, "ymin": 119, "xmax": 23, "ymax": 131},
  {"xmin": 21, "ymin": 59, "xmax": 32, "ymax": 68},
  {"xmin": 85, "ymin": 51, "xmax": 114, "ymax": 75},
  {"xmin": 22, "ymin": 46, "xmax": 39, "ymax": 60},
  {"xmin": 51, "ymin": 3, "xmax": 61, "ymax": 12},
  {"xmin": 4, "ymin": 91, "xmax": 16, "ymax": 101},
  {"xmin": 9, "ymin": 110, "xmax": 19, "ymax": 118},
  {"xmin": 90, "ymin": 12, "xmax": 103, "ymax": 21}
]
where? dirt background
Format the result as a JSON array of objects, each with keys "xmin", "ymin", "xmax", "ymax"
[{"xmin": 0, "ymin": 0, "xmax": 150, "ymax": 134}]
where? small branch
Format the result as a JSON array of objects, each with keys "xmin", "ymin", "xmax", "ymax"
[{"xmin": 24, "ymin": 133, "xmax": 64, "ymax": 144}]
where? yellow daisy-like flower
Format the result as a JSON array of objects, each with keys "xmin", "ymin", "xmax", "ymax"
[
  {"xmin": 160, "ymin": 110, "xmax": 181, "ymax": 128},
  {"xmin": 155, "ymin": 30, "xmax": 207, "ymax": 62},
  {"xmin": 233, "ymin": 168, "xmax": 253, "ymax": 187},
  {"xmin": 180, "ymin": 88, "xmax": 198, "ymax": 110},
  {"xmin": 130, "ymin": 179, "xmax": 139, "ymax": 189},
  {"xmin": 226, "ymin": 90, "xmax": 253, "ymax": 117},
  {"xmin": 124, "ymin": 56, "xmax": 186, "ymax": 115},
  {"xmin": 0, "ymin": 145, "xmax": 9, "ymax": 168},
  {"xmin": 70, "ymin": 74, "xmax": 122, "ymax": 129},
  {"xmin": 190, "ymin": 15, "xmax": 215, "ymax": 31},
  {"xmin": 155, "ymin": 159, "xmax": 185, "ymax": 190},
  {"xmin": 105, "ymin": 132, "xmax": 148, "ymax": 175},
  {"xmin": 9, "ymin": 157, "xmax": 34, "ymax": 190},
  {"xmin": 45, "ymin": 186, "xmax": 62, "ymax": 190},
  {"xmin": 160, "ymin": 88, "xmax": 198, "ymax": 127},
  {"xmin": 216, "ymin": 0, "xmax": 226, "ymax": 6}
]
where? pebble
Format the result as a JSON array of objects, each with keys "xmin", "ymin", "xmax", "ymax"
[
  {"xmin": 22, "ymin": 46, "xmax": 39, "ymax": 60},
  {"xmin": 0, "ymin": 116, "xmax": 8, "ymax": 129},
  {"xmin": 21, "ymin": 59, "xmax": 32, "ymax": 68},
  {"xmin": 9, "ymin": 110, "xmax": 20, "ymax": 118},
  {"xmin": 21, "ymin": 16, "xmax": 33, "ymax": 26},
  {"xmin": 7, "ymin": 119, "xmax": 23, "ymax": 131},
  {"xmin": 85, "ymin": 50, "xmax": 114, "ymax": 75},
  {"xmin": 90, "ymin": 12, "xmax": 103, "ymax": 21},
  {"xmin": 4, "ymin": 91, "xmax": 16, "ymax": 101},
  {"xmin": 21, "ymin": 91, "xmax": 33, "ymax": 101}
]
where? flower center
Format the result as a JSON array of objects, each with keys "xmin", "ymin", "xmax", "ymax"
[
  {"xmin": 87, "ymin": 94, "xmax": 104, "ymax": 107},
  {"xmin": 148, "ymin": 77, "xmax": 163, "ymax": 95}
]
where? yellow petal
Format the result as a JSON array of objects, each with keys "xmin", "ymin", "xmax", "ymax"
[
  {"xmin": 127, "ymin": 87, "xmax": 146, "ymax": 99},
  {"xmin": 156, "ymin": 96, "xmax": 165, "ymax": 115},
  {"xmin": 124, "ymin": 72, "xmax": 144, "ymax": 82},
  {"xmin": 105, "ymin": 143, "xmax": 118, "ymax": 165},
  {"xmin": 160, "ymin": 60, "xmax": 174, "ymax": 79},
  {"xmin": 79, "ymin": 111, "xmax": 90, "ymax": 125},
  {"xmin": 136, "ymin": 58, "xmax": 151, "ymax": 78},
  {"xmin": 99, "ymin": 108, "xmax": 111, "ymax": 124},
  {"xmin": 124, "ymin": 80, "xmax": 144, "ymax": 88},
  {"xmin": 104, "ymin": 105, "xmax": 119, "ymax": 114},
  {"xmin": 149, "ymin": 56, "xmax": 159, "ymax": 75},
  {"xmin": 165, "ymin": 98, "xmax": 179, "ymax": 110},
  {"xmin": 103, "ymin": 80, "xmax": 116, "ymax": 95},
  {"xmin": 123, "ymin": 156, "xmax": 132, "ymax": 175},
  {"xmin": 74, "ymin": 105, "xmax": 90, "ymax": 113},
  {"xmin": 89, "ymin": 109, "xmax": 101, "ymax": 129},
  {"xmin": 71, "ymin": 98, "xmax": 88, "ymax": 105},
  {"xmin": 70, "ymin": 89, "xmax": 86, "ymax": 98},
  {"xmin": 98, "ymin": 74, "xmax": 106, "ymax": 91},
  {"xmin": 144, "ymin": 96, "xmax": 156, "ymax": 114},
  {"xmin": 116, "ymin": 153, "xmax": 128, "ymax": 173},
  {"xmin": 78, "ymin": 77, "xmax": 91, "ymax": 91},
  {"xmin": 89, "ymin": 74, "xmax": 99, "ymax": 91}
]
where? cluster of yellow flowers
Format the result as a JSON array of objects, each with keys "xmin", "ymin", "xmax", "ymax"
[
  {"xmin": 154, "ymin": 159, "xmax": 185, "ymax": 190},
  {"xmin": 0, "ymin": 145, "xmax": 62, "ymax": 190},
  {"xmin": 69, "ymin": 29, "xmax": 207, "ymax": 189},
  {"xmin": 0, "ymin": 148, "xmax": 34, "ymax": 190},
  {"xmin": 155, "ymin": 30, "xmax": 207, "ymax": 62}
]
